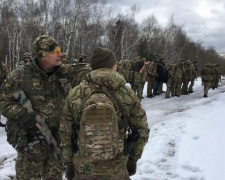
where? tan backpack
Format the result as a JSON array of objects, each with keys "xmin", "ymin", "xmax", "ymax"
[{"xmin": 77, "ymin": 89, "xmax": 124, "ymax": 161}]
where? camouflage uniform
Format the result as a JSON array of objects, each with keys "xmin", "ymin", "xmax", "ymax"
[
  {"xmin": 61, "ymin": 53, "xmax": 69, "ymax": 65},
  {"xmin": 66, "ymin": 63, "xmax": 92, "ymax": 88},
  {"xmin": 201, "ymin": 63, "xmax": 214, "ymax": 97},
  {"xmin": 60, "ymin": 48, "xmax": 149, "ymax": 180},
  {"xmin": 146, "ymin": 61, "xmax": 158, "ymax": 97},
  {"xmin": 130, "ymin": 61, "xmax": 145, "ymax": 101},
  {"xmin": 1, "ymin": 35, "xmax": 70, "ymax": 180},
  {"xmin": 184, "ymin": 60, "xmax": 193, "ymax": 94},
  {"xmin": 19, "ymin": 52, "xmax": 32, "ymax": 65},
  {"xmin": 181, "ymin": 60, "xmax": 188, "ymax": 95},
  {"xmin": 117, "ymin": 60, "xmax": 134, "ymax": 83},
  {"xmin": 213, "ymin": 64, "xmax": 221, "ymax": 88},
  {"xmin": 165, "ymin": 64, "xmax": 175, "ymax": 98},
  {"xmin": 188, "ymin": 61, "xmax": 197, "ymax": 93},
  {"xmin": 171, "ymin": 60, "xmax": 183, "ymax": 97}
]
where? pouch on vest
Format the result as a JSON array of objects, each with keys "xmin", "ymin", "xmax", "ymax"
[{"xmin": 6, "ymin": 118, "xmax": 28, "ymax": 151}]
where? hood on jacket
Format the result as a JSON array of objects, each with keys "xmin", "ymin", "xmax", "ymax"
[{"xmin": 86, "ymin": 68, "xmax": 126, "ymax": 90}]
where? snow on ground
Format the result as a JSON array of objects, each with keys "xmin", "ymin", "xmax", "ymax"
[{"xmin": 1, "ymin": 77, "xmax": 225, "ymax": 180}]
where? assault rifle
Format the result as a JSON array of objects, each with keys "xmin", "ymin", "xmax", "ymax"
[{"xmin": 13, "ymin": 89, "xmax": 65, "ymax": 171}]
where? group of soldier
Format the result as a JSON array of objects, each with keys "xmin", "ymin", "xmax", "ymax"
[
  {"xmin": 0, "ymin": 35, "xmax": 149, "ymax": 180},
  {"xmin": 117, "ymin": 57, "xmax": 222, "ymax": 100},
  {"xmin": 0, "ymin": 34, "xmax": 222, "ymax": 180}
]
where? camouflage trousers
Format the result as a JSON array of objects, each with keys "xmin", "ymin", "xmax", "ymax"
[
  {"xmin": 181, "ymin": 78, "xmax": 188, "ymax": 95},
  {"xmin": 16, "ymin": 140, "xmax": 63, "ymax": 180},
  {"xmin": 74, "ymin": 168, "xmax": 130, "ymax": 180},
  {"xmin": 171, "ymin": 77, "xmax": 182, "ymax": 96},
  {"xmin": 203, "ymin": 81, "xmax": 212, "ymax": 96},
  {"xmin": 147, "ymin": 78, "xmax": 155, "ymax": 96},
  {"xmin": 165, "ymin": 78, "xmax": 173, "ymax": 98},
  {"xmin": 213, "ymin": 79, "xmax": 219, "ymax": 88},
  {"xmin": 188, "ymin": 78, "xmax": 195, "ymax": 92},
  {"xmin": 157, "ymin": 82, "xmax": 163, "ymax": 94},
  {"xmin": 131, "ymin": 84, "xmax": 142, "ymax": 101}
]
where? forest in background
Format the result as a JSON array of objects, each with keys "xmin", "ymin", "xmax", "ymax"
[{"xmin": 0, "ymin": 0, "xmax": 224, "ymax": 73}]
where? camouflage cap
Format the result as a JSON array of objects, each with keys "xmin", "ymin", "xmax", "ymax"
[
  {"xmin": 134, "ymin": 56, "xmax": 141, "ymax": 61},
  {"xmin": 91, "ymin": 47, "xmax": 117, "ymax": 70},
  {"xmin": 23, "ymin": 52, "xmax": 32, "ymax": 59},
  {"xmin": 32, "ymin": 35, "xmax": 59, "ymax": 59}
]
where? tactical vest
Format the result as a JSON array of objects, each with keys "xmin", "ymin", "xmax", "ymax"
[{"xmin": 6, "ymin": 63, "xmax": 69, "ymax": 151}]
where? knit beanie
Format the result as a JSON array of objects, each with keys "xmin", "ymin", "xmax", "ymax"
[
  {"xmin": 91, "ymin": 47, "xmax": 117, "ymax": 70},
  {"xmin": 32, "ymin": 35, "xmax": 59, "ymax": 59}
]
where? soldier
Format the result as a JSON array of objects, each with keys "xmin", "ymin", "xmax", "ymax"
[
  {"xmin": 153, "ymin": 59, "xmax": 165, "ymax": 95},
  {"xmin": 193, "ymin": 60, "xmax": 198, "ymax": 80},
  {"xmin": 19, "ymin": 52, "xmax": 32, "ymax": 65},
  {"xmin": 66, "ymin": 54, "xmax": 92, "ymax": 88},
  {"xmin": 130, "ymin": 60, "xmax": 145, "ymax": 101},
  {"xmin": 61, "ymin": 53, "xmax": 69, "ymax": 65},
  {"xmin": 201, "ymin": 63, "xmax": 214, "ymax": 97},
  {"xmin": 171, "ymin": 59, "xmax": 183, "ymax": 97},
  {"xmin": 0, "ymin": 61, "xmax": 9, "ymax": 126},
  {"xmin": 188, "ymin": 61, "xmax": 197, "ymax": 93},
  {"xmin": 79, "ymin": 54, "xmax": 88, "ymax": 63},
  {"xmin": 181, "ymin": 59, "xmax": 188, "ymax": 95},
  {"xmin": 1, "ymin": 35, "xmax": 71, "ymax": 179},
  {"xmin": 117, "ymin": 59, "xmax": 134, "ymax": 83},
  {"xmin": 213, "ymin": 64, "xmax": 221, "ymax": 88},
  {"xmin": 184, "ymin": 60, "xmax": 193, "ymax": 94},
  {"xmin": 60, "ymin": 47, "xmax": 149, "ymax": 180},
  {"xmin": 146, "ymin": 60, "xmax": 158, "ymax": 98},
  {"xmin": 165, "ymin": 64, "xmax": 175, "ymax": 98}
]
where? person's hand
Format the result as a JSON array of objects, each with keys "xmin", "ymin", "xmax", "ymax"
[{"xmin": 127, "ymin": 159, "xmax": 137, "ymax": 176}]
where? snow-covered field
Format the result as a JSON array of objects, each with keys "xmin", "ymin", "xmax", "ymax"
[{"xmin": 1, "ymin": 77, "xmax": 225, "ymax": 180}]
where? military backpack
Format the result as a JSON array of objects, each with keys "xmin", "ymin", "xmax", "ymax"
[{"xmin": 75, "ymin": 87, "xmax": 125, "ymax": 162}]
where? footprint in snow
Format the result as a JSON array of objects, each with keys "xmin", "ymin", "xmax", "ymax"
[
  {"xmin": 181, "ymin": 164, "xmax": 200, "ymax": 172},
  {"xmin": 192, "ymin": 136, "xmax": 199, "ymax": 140},
  {"xmin": 166, "ymin": 171, "xmax": 179, "ymax": 178},
  {"xmin": 159, "ymin": 158, "xmax": 167, "ymax": 163},
  {"xmin": 168, "ymin": 140, "xmax": 176, "ymax": 147}
]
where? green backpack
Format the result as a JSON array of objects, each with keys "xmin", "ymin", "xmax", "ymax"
[{"xmin": 76, "ymin": 88, "xmax": 125, "ymax": 162}]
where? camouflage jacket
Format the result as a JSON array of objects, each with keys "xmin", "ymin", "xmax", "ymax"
[
  {"xmin": 117, "ymin": 60, "xmax": 134, "ymax": 83},
  {"xmin": 201, "ymin": 64, "xmax": 214, "ymax": 82},
  {"xmin": 191, "ymin": 64, "xmax": 197, "ymax": 79},
  {"xmin": 131, "ymin": 70, "xmax": 145, "ymax": 85},
  {"xmin": 60, "ymin": 68, "xmax": 149, "ymax": 174},
  {"xmin": 185, "ymin": 64, "xmax": 193, "ymax": 81},
  {"xmin": 146, "ymin": 63, "xmax": 158, "ymax": 79},
  {"xmin": 173, "ymin": 63, "xmax": 183, "ymax": 79},
  {"xmin": 65, "ymin": 63, "xmax": 92, "ymax": 88},
  {"xmin": 1, "ymin": 58, "xmax": 70, "ymax": 142}
]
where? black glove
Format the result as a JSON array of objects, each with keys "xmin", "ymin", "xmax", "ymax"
[
  {"xmin": 18, "ymin": 109, "xmax": 37, "ymax": 129},
  {"xmin": 127, "ymin": 159, "xmax": 137, "ymax": 176},
  {"xmin": 65, "ymin": 164, "xmax": 75, "ymax": 180}
]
